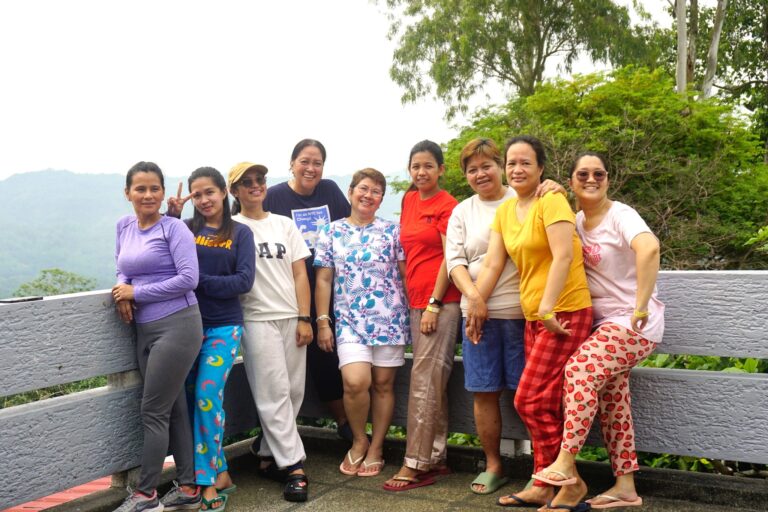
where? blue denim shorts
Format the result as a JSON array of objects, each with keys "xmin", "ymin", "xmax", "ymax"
[{"xmin": 462, "ymin": 318, "xmax": 525, "ymax": 392}]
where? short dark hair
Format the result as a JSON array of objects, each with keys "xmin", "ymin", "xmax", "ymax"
[
  {"xmin": 459, "ymin": 138, "xmax": 502, "ymax": 173},
  {"xmin": 187, "ymin": 166, "xmax": 234, "ymax": 243},
  {"xmin": 504, "ymin": 135, "xmax": 547, "ymax": 168},
  {"xmin": 126, "ymin": 161, "xmax": 164, "ymax": 189},
  {"xmin": 349, "ymin": 168, "xmax": 387, "ymax": 195},
  {"xmin": 291, "ymin": 139, "xmax": 327, "ymax": 163}
]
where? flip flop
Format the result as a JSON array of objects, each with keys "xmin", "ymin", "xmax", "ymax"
[
  {"xmin": 201, "ymin": 493, "xmax": 227, "ymax": 511},
  {"xmin": 382, "ymin": 474, "xmax": 436, "ymax": 492},
  {"xmin": 421, "ymin": 466, "xmax": 452, "ymax": 479},
  {"xmin": 496, "ymin": 493, "xmax": 541, "ymax": 508},
  {"xmin": 357, "ymin": 460, "xmax": 384, "ymax": 477},
  {"xmin": 471, "ymin": 471, "xmax": 510, "ymax": 495},
  {"xmin": 532, "ymin": 469, "xmax": 578, "ymax": 486},
  {"xmin": 339, "ymin": 450, "xmax": 366, "ymax": 476},
  {"xmin": 542, "ymin": 499, "xmax": 591, "ymax": 511},
  {"xmin": 216, "ymin": 485, "xmax": 237, "ymax": 496},
  {"xmin": 588, "ymin": 494, "xmax": 643, "ymax": 509}
]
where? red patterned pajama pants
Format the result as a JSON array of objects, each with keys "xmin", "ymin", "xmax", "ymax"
[
  {"xmin": 514, "ymin": 307, "xmax": 593, "ymax": 487},
  {"xmin": 561, "ymin": 322, "xmax": 657, "ymax": 476}
]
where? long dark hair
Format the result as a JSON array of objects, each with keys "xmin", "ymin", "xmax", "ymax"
[
  {"xmin": 187, "ymin": 167, "xmax": 234, "ymax": 243},
  {"xmin": 401, "ymin": 139, "xmax": 444, "ymax": 209}
]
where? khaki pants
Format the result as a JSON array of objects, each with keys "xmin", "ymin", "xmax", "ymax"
[{"xmin": 403, "ymin": 303, "xmax": 461, "ymax": 471}]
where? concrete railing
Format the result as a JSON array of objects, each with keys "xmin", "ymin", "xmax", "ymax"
[{"xmin": 1, "ymin": 271, "xmax": 767, "ymax": 508}]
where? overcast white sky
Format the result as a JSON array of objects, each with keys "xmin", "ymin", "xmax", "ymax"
[{"xmin": 0, "ymin": 0, "xmax": 680, "ymax": 182}]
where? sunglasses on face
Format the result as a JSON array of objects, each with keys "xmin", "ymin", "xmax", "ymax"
[
  {"xmin": 239, "ymin": 176, "xmax": 266, "ymax": 188},
  {"xmin": 574, "ymin": 170, "xmax": 608, "ymax": 182}
]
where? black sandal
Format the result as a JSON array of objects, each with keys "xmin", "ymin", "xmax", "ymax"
[
  {"xmin": 283, "ymin": 473, "xmax": 308, "ymax": 502},
  {"xmin": 257, "ymin": 457, "xmax": 288, "ymax": 483}
]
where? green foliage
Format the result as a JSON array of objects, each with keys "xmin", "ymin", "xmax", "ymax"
[
  {"xmin": 382, "ymin": 0, "xmax": 654, "ymax": 117},
  {"xmin": 441, "ymin": 67, "xmax": 768, "ymax": 269},
  {"xmin": 13, "ymin": 268, "xmax": 97, "ymax": 297},
  {"xmin": 746, "ymin": 226, "xmax": 768, "ymax": 253},
  {"xmin": 1, "ymin": 376, "xmax": 107, "ymax": 409},
  {"xmin": 654, "ymin": 0, "xmax": 768, "ymax": 155},
  {"xmin": 640, "ymin": 353, "xmax": 768, "ymax": 373}
]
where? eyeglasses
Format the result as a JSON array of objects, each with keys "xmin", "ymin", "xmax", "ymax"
[
  {"xmin": 574, "ymin": 170, "xmax": 608, "ymax": 182},
  {"xmin": 238, "ymin": 176, "xmax": 266, "ymax": 188},
  {"xmin": 355, "ymin": 185, "xmax": 384, "ymax": 198}
]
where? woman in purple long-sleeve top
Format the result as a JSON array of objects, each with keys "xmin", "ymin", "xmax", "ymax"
[{"xmin": 111, "ymin": 161, "xmax": 204, "ymax": 512}]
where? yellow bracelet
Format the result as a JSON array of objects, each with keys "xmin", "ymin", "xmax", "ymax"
[
  {"xmin": 426, "ymin": 305, "xmax": 441, "ymax": 314},
  {"xmin": 633, "ymin": 310, "xmax": 649, "ymax": 318},
  {"xmin": 540, "ymin": 312, "xmax": 554, "ymax": 321}
]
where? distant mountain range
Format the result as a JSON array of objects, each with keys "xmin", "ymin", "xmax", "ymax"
[{"xmin": 0, "ymin": 170, "xmax": 403, "ymax": 298}]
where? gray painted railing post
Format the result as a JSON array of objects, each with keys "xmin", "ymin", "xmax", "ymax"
[{"xmin": 107, "ymin": 370, "xmax": 143, "ymax": 490}]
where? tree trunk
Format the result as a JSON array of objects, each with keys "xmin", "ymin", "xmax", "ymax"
[
  {"xmin": 687, "ymin": 0, "xmax": 698, "ymax": 85},
  {"xmin": 702, "ymin": 0, "xmax": 728, "ymax": 98},
  {"xmin": 676, "ymin": 0, "xmax": 687, "ymax": 94}
]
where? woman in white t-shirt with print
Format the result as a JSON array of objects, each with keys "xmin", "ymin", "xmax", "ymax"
[
  {"xmin": 229, "ymin": 162, "xmax": 313, "ymax": 503},
  {"xmin": 535, "ymin": 153, "xmax": 664, "ymax": 511}
]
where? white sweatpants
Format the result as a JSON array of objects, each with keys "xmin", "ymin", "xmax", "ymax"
[{"xmin": 241, "ymin": 318, "xmax": 307, "ymax": 468}]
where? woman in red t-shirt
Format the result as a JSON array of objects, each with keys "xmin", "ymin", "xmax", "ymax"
[{"xmin": 384, "ymin": 140, "xmax": 462, "ymax": 491}]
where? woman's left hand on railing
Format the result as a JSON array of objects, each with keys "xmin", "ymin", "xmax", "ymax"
[
  {"xmin": 115, "ymin": 300, "xmax": 134, "ymax": 324},
  {"xmin": 112, "ymin": 283, "xmax": 135, "ymax": 302}
]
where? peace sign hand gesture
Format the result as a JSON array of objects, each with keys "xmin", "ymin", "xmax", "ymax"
[{"xmin": 166, "ymin": 182, "xmax": 193, "ymax": 218}]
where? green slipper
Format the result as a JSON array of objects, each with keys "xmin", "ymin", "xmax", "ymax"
[
  {"xmin": 217, "ymin": 485, "xmax": 237, "ymax": 496},
  {"xmin": 470, "ymin": 471, "xmax": 510, "ymax": 495},
  {"xmin": 201, "ymin": 493, "xmax": 228, "ymax": 511}
]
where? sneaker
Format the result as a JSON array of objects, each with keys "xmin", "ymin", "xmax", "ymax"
[
  {"xmin": 160, "ymin": 481, "xmax": 201, "ymax": 510},
  {"xmin": 113, "ymin": 489, "xmax": 163, "ymax": 512}
]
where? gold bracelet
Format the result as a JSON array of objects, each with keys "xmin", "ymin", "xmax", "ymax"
[
  {"xmin": 540, "ymin": 312, "xmax": 554, "ymax": 321},
  {"xmin": 633, "ymin": 309, "xmax": 649, "ymax": 318},
  {"xmin": 426, "ymin": 305, "xmax": 441, "ymax": 314}
]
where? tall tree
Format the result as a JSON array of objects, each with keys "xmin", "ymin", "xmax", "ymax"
[
  {"xmin": 382, "ymin": 0, "xmax": 653, "ymax": 117},
  {"xmin": 13, "ymin": 268, "xmax": 97, "ymax": 297},
  {"xmin": 438, "ymin": 68, "xmax": 768, "ymax": 269},
  {"xmin": 676, "ymin": 0, "xmax": 688, "ymax": 93},
  {"xmin": 701, "ymin": 0, "xmax": 728, "ymax": 98}
]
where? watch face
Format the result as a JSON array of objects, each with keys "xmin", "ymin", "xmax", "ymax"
[{"xmin": 429, "ymin": 297, "xmax": 436, "ymax": 304}]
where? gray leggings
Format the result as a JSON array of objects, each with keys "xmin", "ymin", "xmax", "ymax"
[{"xmin": 135, "ymin": 305, "xmax": 203, "ymax": 494}]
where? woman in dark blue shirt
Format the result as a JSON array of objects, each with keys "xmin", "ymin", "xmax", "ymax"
[{"xmin": 166, "ymin": 166, "xmax": 255, "ymax": 511}]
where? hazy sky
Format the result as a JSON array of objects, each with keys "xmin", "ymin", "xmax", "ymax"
[{"xmin": 0, "ymin": 0, "xmax": 679, "ymax": 182}]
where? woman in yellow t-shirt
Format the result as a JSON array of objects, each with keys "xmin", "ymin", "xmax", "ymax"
[{"xmin": 470, "ymin": 135, "xmax": 593, "ymax": 510}]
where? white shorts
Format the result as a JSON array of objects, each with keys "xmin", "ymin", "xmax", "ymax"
[{"xmin": 336, "ymin": 343, "xmax": 406, "ymax": 368}]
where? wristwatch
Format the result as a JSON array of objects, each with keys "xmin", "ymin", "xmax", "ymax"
[
  {"xmin": 428, "ymin": 297, "xmax": 443, "ymax": 307},
  {"xmin": 297, "ymin": 316, "xmax": 312, "ymax": 323}
]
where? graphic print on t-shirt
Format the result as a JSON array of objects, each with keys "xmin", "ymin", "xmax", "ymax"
[
  {"xmin": 291, "ymin": 205, "xmax": 331, "ymax": 249},
  {"xmin": 194, "ymin": 234, "xmax": 234, "ymax": 250},
  {"xmin": 256, "ymin": 242, "xmax": 287, "ymax": 259},
  {"xmin": 582, "ymin": 243, "xmax": 602, "ymax": 267}
]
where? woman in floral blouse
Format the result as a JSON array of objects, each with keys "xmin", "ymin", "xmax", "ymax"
[{"xmin": 314, "ymin": 168, "xmax": 410, "ymax": 478}]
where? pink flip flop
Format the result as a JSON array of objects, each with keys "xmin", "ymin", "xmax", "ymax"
[
  {"xmin": 588, "ymin": 494, "xmax": 643, "ymax": 509},
  {"xmin": 339, "ymin": 450, "xmax": 365, "ymax": 476},
  {"xmin": 531, "ymin": 469, "xmax": 577, "ymax": 486},
  {"xmin": 357, "ymin": 460, "xmax": 384, "ymax": 477},
  {"xmin": 382, "ymin": 474, "xmax": 436, "ymax": 492}
]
